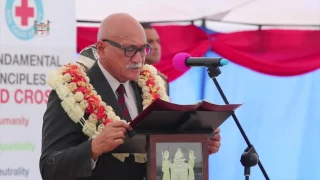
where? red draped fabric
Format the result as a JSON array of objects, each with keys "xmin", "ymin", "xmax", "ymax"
[
  {"xmin": 77, "ymin": 27, "xmax": 99, "ymax": 53},
  {"xmin": 210, "ymin": 30, "xmax": 320, "ymax": 76},
  {"xmin": 152, "ymin": 25, "xmax": 210, "ymax": 81},
  {"xmin": 77, "ymin": 25, "xmax": 320, "ymax": 81},
  {"xmin": 77, "ymin": 25, "xmax": 210, "ymax": 82}
]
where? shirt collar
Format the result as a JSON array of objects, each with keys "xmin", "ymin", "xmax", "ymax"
[{"xmin": 97, "ymin": 60, "xmax": 130, "ymax": 95}]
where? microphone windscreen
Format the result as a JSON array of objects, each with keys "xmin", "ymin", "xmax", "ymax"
[{"xmin": 172, "ymin": 52, "xmax": 191, "ymax": 72}]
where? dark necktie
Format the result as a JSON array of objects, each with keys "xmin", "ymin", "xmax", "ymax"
[{"xmin": 116, "ymin": 84, "xmax": 132, "ymax": 121}]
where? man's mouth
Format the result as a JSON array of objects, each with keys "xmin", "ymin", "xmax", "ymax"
[{"xmin": 129, "ymin": 67, "xmax": 140, "ymax": 72}]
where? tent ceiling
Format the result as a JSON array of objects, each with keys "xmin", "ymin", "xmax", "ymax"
[
  {"xmin": 76, "ymin": 0, "xmax": 320, "ymax": 26},
  {"xmin": 75, "ymin": 0, "xmax": 240, "ymax": 23},
  {"xmin": 206, "ymin": 0, "xmax": 320, "ymax": 26}
]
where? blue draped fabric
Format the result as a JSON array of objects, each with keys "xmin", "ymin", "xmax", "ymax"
[{"xmin": 169, "ymin": 50, "xmax": 320, "ymax": 180}]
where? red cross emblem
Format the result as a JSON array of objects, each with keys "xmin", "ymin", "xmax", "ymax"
[{"xmin": 15, "ymin": 0, "xmax": 35, "ymax": 26}]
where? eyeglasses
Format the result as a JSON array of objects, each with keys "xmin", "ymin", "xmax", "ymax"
[{"xmin": 102, "ymin": 39, "xmax": 152, "ymax": 57}]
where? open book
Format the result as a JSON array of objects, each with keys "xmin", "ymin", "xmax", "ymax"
[
  {"xmin": 129, "ymin": 98, "xmax": 241, "ymax": 133},
  {"xmin": 113, "ymin": 99, "xmax": 241, "ymax": 153}
]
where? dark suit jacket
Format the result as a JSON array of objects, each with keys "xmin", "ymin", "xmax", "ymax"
[{"xmin": 40, "ymin": 62, "xmax": 145, "ymax": 180}]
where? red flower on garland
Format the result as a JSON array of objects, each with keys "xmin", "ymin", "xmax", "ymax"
[
  {"xmin": 86, "ymin": 95, "xmax": 100, "ymax": 114},
  {"xmin": 103, "ymin": 118, "xmax": 112, "ymax": 125},
  {"xmin": 86, "ymin": 103, "xmax": 95, "ymax": 114},
  {"xmin": 75, "ymin": 87, "xmax": 90, "ymax": 95},
  {"xmin": 87, "ymin": 95, "xmax": 100, "ymax": 106},
  {"xmin": 151, "ymin": 93, "xmax": 160, "ymax": 100},
  {"xmin": 94, "ymin": 105, "xmax": 107, "ymax": 120},
  {"xmin": 141, "ymin": 70, "xmax": 150, "ymax": 76},
  {"xmin": 68, "ymin": 64, "xmax": 80, "ymax": 69},
  {"xmin": 146, "ymin": 78, "xmax": 156, "ymax": 88},
  {"xmin": 63, "ymin": 68, "xmax": 86, "ymax": 83}
]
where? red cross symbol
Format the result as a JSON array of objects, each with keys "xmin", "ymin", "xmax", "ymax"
[{"xmin": 15, "ymin": 0, "xmax": 34, "ymax": 26}]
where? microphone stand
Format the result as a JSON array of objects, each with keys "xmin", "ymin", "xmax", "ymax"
[{"xmin": 206, "ymin": 66, "xmax": 270, "ymax": 180}]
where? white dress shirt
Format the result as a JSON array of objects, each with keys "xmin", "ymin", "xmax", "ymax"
[{"xmin": 91, "ymin": 60, "xmax": 139, "ymax": 169}]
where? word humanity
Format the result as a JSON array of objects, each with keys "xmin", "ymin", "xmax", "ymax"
[
  {"xmin": 0, "ymin": 73, "xmax": 46, "ymax": 86},
  {"xmin": 0, "ymin": 117, "xmax": 29, "ymax": 127},
  {"xmin": 0, "ymin": 167, "xmax": 29, "ymax": 177},
  {"xmin": 0, "ymin": 142, "xmax": 35, "ymax": 152},
  {"xmin": 0, "ymin": 53, "xmax": 62, "ymax": 67},
  {"xmin": 0, "ymin": 89, "xmax": 51, "ymax": 104}
]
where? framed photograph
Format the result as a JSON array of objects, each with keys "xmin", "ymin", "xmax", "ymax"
[{"xmin": 148, "ymin": 134, "xmax": 208, "ymax": 180}]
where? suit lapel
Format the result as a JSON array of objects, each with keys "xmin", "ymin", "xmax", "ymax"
[{"xmin": 87, "ymin": 62, "xmax": 124, "ymax": 120}]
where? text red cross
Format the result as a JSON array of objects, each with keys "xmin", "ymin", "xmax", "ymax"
[{"xmin": 15, "ymin": 0, "xmax": 34, "ymax": 26}]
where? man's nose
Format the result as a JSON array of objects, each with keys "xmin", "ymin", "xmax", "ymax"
[{"xmin": 130, "ymin": 52, "xmax": 142, "ymax": 63}]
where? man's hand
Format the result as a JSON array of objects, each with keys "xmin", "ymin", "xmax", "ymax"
[
  {"xmin": 91, "ymin": 120, "xmax": 132, "ymax": 160},
  {"xmin": 208, "ymin": 128, "xmax": 221, "ymax": 154}
]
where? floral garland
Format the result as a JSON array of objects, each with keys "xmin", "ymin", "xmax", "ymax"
[{"xmin": 47, "ymin": 63, "xmax": 170, "ymax": 139}]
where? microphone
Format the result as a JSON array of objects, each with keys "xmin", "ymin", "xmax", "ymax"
[{"xmin": 172, "ymin": 52, "xmax": 229, "ymax": 72}]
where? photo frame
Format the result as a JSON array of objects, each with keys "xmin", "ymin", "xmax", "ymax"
[{"xmin": 147, "ymin": 134, "xmax": 208, "ymax": 180}]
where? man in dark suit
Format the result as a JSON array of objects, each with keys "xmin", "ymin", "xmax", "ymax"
[{"xmin": 40, "ymin": 13, "xmax": 221, "ymax": 180}]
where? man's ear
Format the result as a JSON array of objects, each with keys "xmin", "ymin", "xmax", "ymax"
[{"xmin": 96, "ymin": 41, "xmax": 105, "ymax": 57}]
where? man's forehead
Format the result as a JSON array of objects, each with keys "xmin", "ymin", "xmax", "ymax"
[
  {"xmin": 118, "ymin": 36, "xmax": 147, "ymax": 47},
  {"xmin": 105, "ymin": 23, "xmax": 146, "ymax": 43}
]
